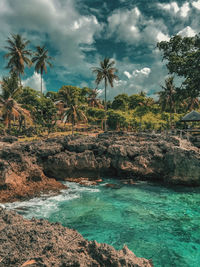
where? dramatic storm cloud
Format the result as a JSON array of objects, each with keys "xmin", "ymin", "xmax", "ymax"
[{"xmin": 0, "ymin": 0, "xmax": 200, "ymax": 99}]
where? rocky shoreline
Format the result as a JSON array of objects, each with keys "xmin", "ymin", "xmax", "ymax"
[
  {"xmin": 0, "ymin": 132, "xmax": 200, "ymax": 202},
  {"xmin": 0, "ymin": 208, "xmax": 153, "ymax": 267}
]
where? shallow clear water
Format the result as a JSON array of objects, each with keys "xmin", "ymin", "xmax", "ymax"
[{"xmin": 3, "ymin": 179, "xmax": 200, "ymax": 267}]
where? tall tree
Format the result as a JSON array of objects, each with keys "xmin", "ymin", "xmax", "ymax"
[
  {"xmin": 32, "ymin": 45, "xmax": 53, "ymax": 94},
  {"xmin": 92, "ymin": 58, "xmax": 118, "ymax": 130},
  {"xmin": 157, "ymin": 34, "xmax": 200, "ymax": 100},
  {"xmin": 4, "ymin": 34, "xmax": 32, "ymax": 84},
  {"xmin": 158, "ymin": 76, "xmax": 176, "ymax": 127}
]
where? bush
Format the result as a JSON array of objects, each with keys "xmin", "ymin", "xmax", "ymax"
[{"xmin": 107, "ymin": 110, "xmax": 128, "ymax": 130}]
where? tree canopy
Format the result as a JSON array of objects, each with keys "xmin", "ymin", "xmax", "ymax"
[{"xmin": 157, "ymin": 34, "xmax": 200, "ymax": 97}]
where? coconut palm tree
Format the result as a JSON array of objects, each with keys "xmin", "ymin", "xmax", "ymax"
[
  {"xmin": 32, "ymin": 45, "xmax": 53, "ymax": 94},
  {"xmin": 0, "ymin": 73, "xmax": 32, "ymax": 132},
  {"xmin": 62, "ymin": 104, "xmax": 87, "ymax": 135},
  {"xmin": 158, "ymin": 76, "xmax": 176, "ymax": 127},
  {"xmin": 88, "ymin": 89, "xmax": 104, "ymax": 109},
  {"xmin": 92, "ymin": 58, "xmax": 118, "ymax": 130},
  {"xmin": 4, "ymin": 34, "xmax": 32, "ymax": 84}
]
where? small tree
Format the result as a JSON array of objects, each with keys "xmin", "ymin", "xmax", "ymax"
[
  {"xmin": 112, "ymin": 94, "xmax": 129, "ymax": 111},
  {"xmin": 63, "ymin": 104, "xmax": 87, "ymax": 135},
  {"xmin": 0, "ymin": 73, "xmax": 32, "ymax": 132}
]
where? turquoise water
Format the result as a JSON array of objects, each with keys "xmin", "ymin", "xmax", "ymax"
[{"xmin": 4, "ymin": 179, "xmax": 200, "ymax": 267}]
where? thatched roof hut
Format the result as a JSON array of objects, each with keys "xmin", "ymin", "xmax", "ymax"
[{"xmin": 181, "ymin": 110, "xmax": 200, "ymax": 122}]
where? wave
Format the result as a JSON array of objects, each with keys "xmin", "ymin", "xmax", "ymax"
[{"xmin": 4, "ymin": 182, "xmax": 100, "ymax": 218}]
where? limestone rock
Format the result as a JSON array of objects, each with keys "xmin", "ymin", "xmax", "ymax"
[
  {"xmin": 0, "ymin": 132, "xmax": 200, "ymax": 202},
  {"xmin": 0, "ymin": 208, "xmax": 153, "ymax": 267}
]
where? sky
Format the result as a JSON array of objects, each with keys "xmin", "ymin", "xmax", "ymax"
[{"xmin": 0, "ymin": 0, "xmax": 200, "ymax": 99}]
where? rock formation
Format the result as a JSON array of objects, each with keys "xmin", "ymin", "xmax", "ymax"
[
  {"xmin": 0, "ymin": 208, "xmax": 153, "ymax": 267},
  {"xmin": 0, "ymin": 132, "xmax": 200, "ymax": 202}
]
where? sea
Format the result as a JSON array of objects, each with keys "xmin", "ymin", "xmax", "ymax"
[{"xmin": 3, "ymin": 179, "xmax": 200, "ymax": 267}]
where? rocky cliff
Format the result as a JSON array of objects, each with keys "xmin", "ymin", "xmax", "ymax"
[
  {"xmin": 0, "ymin": 132, "xmax": 200, "ymax": 202},
  {"xmin": 0, "ymin": 208, "xmax": 153, "ymax": 267}
]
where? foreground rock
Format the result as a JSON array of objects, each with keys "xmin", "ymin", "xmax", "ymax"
[
  {"xmin": 0, "ymin": 208, "xmax": 152, "ymax": 267},
  {"xmin": 0, "ymin": 132, "xmax": 200, "ymax": 202}
]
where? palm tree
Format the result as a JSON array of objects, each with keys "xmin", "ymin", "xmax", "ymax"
[
  {"xmin": 0, "ymin": 73, "xmax": 32, "ymax": 132},
  {"xmin": 4, "ymin": 34, "xmax": 32, "ymax": 84},
  {"xmin": 62, "ymin": 104, "xmax": 87, "ymax": 135},
  {"xmin": 92, "ymin": 58, "xmax": 118, "ymax": 130},
  {"xmin": 88, "ymin": 89, "xmax": 104, "ymax": 109},
  {"xmin": 32, "ymin": 45, "xmax": 53, "ymax": 94},
  {"xmin": 158, "ymin": 76, "xmax": 176, "ymax": 128}
]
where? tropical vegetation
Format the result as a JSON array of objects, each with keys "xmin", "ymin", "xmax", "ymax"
[
  {"xmin": 32, "ymin": 45, "xmax": 53, "ymax": 94},
  {"xmin": 0, "ymin": 33, "xmax": 199, "ymax": 137}
]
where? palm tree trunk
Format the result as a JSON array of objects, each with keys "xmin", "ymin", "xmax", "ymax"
[
  {"xmin": 169, "ymin": 101, "xmax": 172, "ymax": 129},
  {"xmin": 19, "ymin": 73, "xmax": 22, "ymax": 87},
  {"xmin": 104, "ymin": 79, "xmax": 107, "ymax": 131},
  {"xmin": 41, "ymin": 71, "xmax": 43, "ymax": 94},
  {"xmin": 72, "ymin": 121, "xmax": 74, "ymax": 135}
]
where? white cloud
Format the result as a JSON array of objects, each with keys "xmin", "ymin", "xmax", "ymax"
[
  {"xmin": 158, "ymin": 2, "xmax": 179, "ymax": 13},
  {"xmin": 107, "ymin": 8, "xmax": 169, "ymax": 46},
  {"xmin": 157, "ymin": 2, "xmax": 190, "ymax": 17},
  {"xmin": 124, "ymin": 67, "xmax": 151, "ymax": 80},
  {"xmin": 124, "ymin": 71, "xmax": 132, "ymax": 79},
  {"xmin": 133, "ymin": 67, "xmax": 151, "ymax": 77},
  {"xmin": 177, "ymin": 26, "xmax": 196, "ymax": 37},
  {"xmin": 156, "ymin": 31, "xmax": 170, "ymax": 42},
  {"xmin": 180, "ymin": 3, "xmax": 190, "ymax": 17},
  {"xmin": 95, "ymin": 54, "xmax": 168, "ymax": 100},
  {"xmin": 192, "ymin": 0, "xmax": 200, "ymax": 10},
  {"xmin": 0, "ymin": 0, "xmax": 102, "ymax": 84},
  {"xmin": 107, "ymin": 7, "xmax": 141, "ymax": 42},
  {"xmin": 22, "ymin": 72, "xmax": 47, "ymax": 93}
]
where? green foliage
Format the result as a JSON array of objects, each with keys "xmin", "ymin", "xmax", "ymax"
[
  {"xmin": 134, "ymin": 105, "xmax": 149, "ymax": 118},
  {"xmin": 32, "ymin": 45, "xmax": 53, "ymax": 94},
  {"xmin": 34, "ymin": 97, "xmax": 57, "ymax": 132},
  {"xmin": 87, "ymin": 107, "xmax": 105, "ymax": 119},
  {"xmin": 129, "ymin": 94, "xmax": 146, "ymax": 109},
  {"xmin": 157, "ymin": 76, "xmax": 176, "ymax": 113},
  {"xmin": 107, "ymin": 110, "xmax": 128, "ymax": 130},
  {"xmin": 157, "ymin": 34, "xmax": 200, "ymax": 101},
  {"xmin": 92, "ymin": 58, "xmax": 118, "ymax": 132},
  {"xmin": 0, "ymin": 123, "xmax": 5, "ymax": 135},
  {"xmin": 63, "ymin": 104, "xmax": 87, "ymax": 134},
  {"xmin": 17, "ymin": 87, "xmax": 40, "ymax": 110},
  {"xmin": 4, "ymin": 34, "xmax": 32, "ymax": 81},
  {"xmin": 81, "ymin": 87, "xmax": 92, "ymax": 103},
  {"xmin": 86, "ymin": 107, "xmax": 105, "ymax": 125},
  {"xmin": 112, "ymin": 94, "xmax": 129, "ymax": 111},
  {"xmin": 1, "ymin": 72, "xmax": 20, "ymax": 100},
  {"xmin": 46, "ymin": 91, "xmax": 59, "ymax": 102},
  {"xmin": 17, "ymin": 87, "xmax": 57, "ymax": 133},
  {"xmin": 58, "ymin": 85, "xmax": 82, "ymax": 105}
]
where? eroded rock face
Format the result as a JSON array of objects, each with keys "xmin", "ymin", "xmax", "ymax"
[
  {"xmin": 0, "ymin": 208, "xmax": 153, "ymax": 267},
  {"xmin": 0, "ymin": 132, "xmax": 200, "ymax": 202},
  {"xmin": 0, "ymin": 141, "xmax": 66, "ymax": 202}
]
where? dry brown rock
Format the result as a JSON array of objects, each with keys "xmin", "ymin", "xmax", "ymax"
[
  {"xmin": 0, "ymin": 208, "xmax": 153, "ymax": 267},
  {"xmin": 0, "ymin": 132, "xmax": 200, "ymax": 202}
]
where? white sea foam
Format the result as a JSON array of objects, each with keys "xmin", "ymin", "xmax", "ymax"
[{"xmin": 4, "ymin": 182, "xmax": 100, "ymax": 218}]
